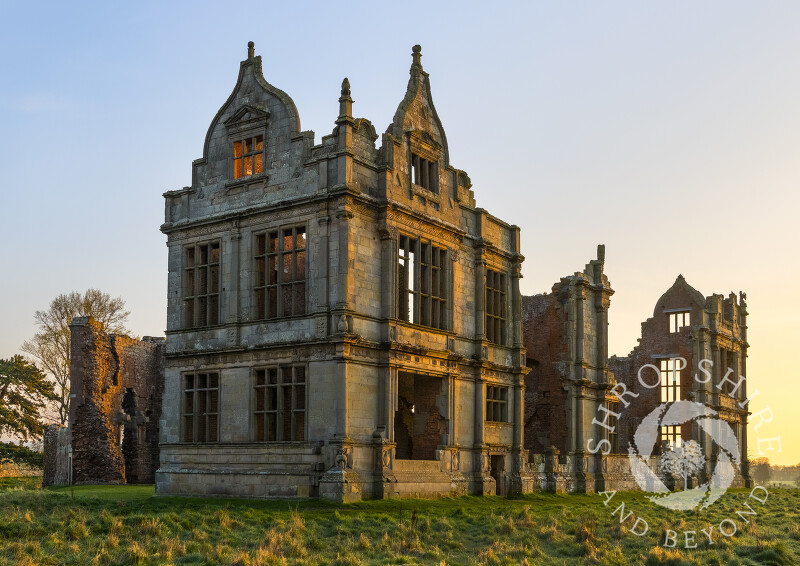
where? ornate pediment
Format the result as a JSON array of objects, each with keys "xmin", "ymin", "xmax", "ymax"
[
  {"xmin": 408, "ymin": 129, "xmax": 442, "ymax": 151},
  {"xmin": 223, "ymin": 105, "xmax": 270, "ymax": 132}
]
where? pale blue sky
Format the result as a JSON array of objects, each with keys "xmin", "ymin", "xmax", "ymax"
[{"xmin": 1, "ymin": 1, "xmax": 797, "ymax": 462}]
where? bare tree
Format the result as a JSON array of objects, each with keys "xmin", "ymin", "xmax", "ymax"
[
  {"xmin": 21, "ymin": 289, "xmax": 131, "ymax": 425},
  {"xmin": 661, "ymin": 440, "xmax": 704, "ymax": 490}
]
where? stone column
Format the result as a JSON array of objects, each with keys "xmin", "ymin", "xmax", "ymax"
[
  {"xmin": 227, "ymin": 220, "xmax": 241, "ymax": 347},
  {"xmin": 574, "ymin": 287, "xmax": 586, "ymax": 372},
  {"xmin": 380, "ymin": 228, "xmax": 397, "ymax": 320},
  {"xmin": 475, "ymin": 257, "xmax": 486, "ymax": 341},
  {"xmin": 385, "ymin": 367, "xmax": 398, "ymax": 443},
  {"xmin": 316, "ymin": 216, "xmax": 330, "ymax": 312},
  {"xmin": 513, "ymin": 380, "xmax": 523, "ymax": 450},
  {"xmin": 510, "ymin": 228, "xmax": 523, "ymax": 349},
  {"xmin": 335, "ymin": 210, "xmax": 352, "ymax": 310},
  {"xmin": 336, "ymin": 358, "xmax": 349, "ymax": 439}
]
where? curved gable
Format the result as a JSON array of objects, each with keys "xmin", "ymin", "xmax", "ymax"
[
  {"xmin": 390, "ymin": 45, "xmax": 450, "ymax": 167},
  {"xmin": 652, "ymin": 274, "xmax": 706, "ymax": 317},
  {"xmin": 194, "ymin": 42, "xmax": 301, "ymax": 187}
]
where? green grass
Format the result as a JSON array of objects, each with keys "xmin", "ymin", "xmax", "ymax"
[{"xmin": 0, "ymin": 479, "xmax": 797, "ymax": 565}]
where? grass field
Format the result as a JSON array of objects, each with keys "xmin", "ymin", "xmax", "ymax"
[{"xmin": 0, "ymin": 478, "xmax": 796, "ymax": 565}]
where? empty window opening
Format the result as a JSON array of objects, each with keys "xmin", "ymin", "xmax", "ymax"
[
  {"xmin": 255, "ymin": 227, "xmax": 306, "ymax": 319},
  {"xmin": 486, "ymin": 270, "xmax": 507, "ymax": 345},
  {"xmin": 486, "ymin": 386, "xmax": 508, "ymax": 422},
  {"xmin": 668, "ymin": 311, "xmax": 690, "ymax": 333},
  {"xmin": 723, "ymin": 299, "xmax": 734, "ymax": 322},
  {"xmin": 182, "ymin": 372, "xmax": 219, "ymax": 443},
  {"xmin": 660, "ymin": 358, "xmax": 682, "ymax": 403},
  {"xmin": 719, "ymin": 348, "xmax": 739, "ymax": 396},
  {"xmin": 411, "ymin": 153, "xmax": 438, "ymax": 193},
  {"xmin": 184, "ymin": 241, "xmax": 220, "ymax": 328},
  {"xmin": 394, "ymin": 373, "xmax": 448, "ymax": 460},
  {"xmin": 398, "ymin": 236, "xmax": 448, "ymax": 330},
  {"xmin": 254, "ymin": 366, "xmax": 306, "ymax": 441},
  {"xmin": 233, "ymin": 135, "xmax": 264, "ymax": 179}
]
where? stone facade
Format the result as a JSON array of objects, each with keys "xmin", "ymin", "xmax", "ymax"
[
  {"xmin": 522, "ymin": 246, "xmax": 636, "ymax": 492},
  {"xmin": 157, "ymin": 43, "xmax": 529, "ymax": 501},
  {"xmin": 522, "ymin": 262, "xmax": 750, "ymax": 493},
  {"xmin": 609, "ymin": 276, "xmax": 751, "ymax": 488},
  {"xmin": 51, "ymin": 43, "xmax": 752, "ymax": 500},
  {"xmin": 68, "ymin": 317, "xmax": 165, "ymax": 485}
]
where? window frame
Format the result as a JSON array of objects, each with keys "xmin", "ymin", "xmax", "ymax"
[
  {"xmin": 659, "ymin": 358, "xmax": 682, "ymax": 403},
  {"xmin": 183, "ymin": 241, "xmax": 221, "ymax": 328},
  {"xmin": 397, "ymin": 234, "xmax": 449, "ymax": 330},
  {"xmin": 486, "ymin": 385, "xmax": 509, "ymax": 423},
  {"xmin": 661, "ymin": 424, "xmax": 682, "ymax": 449},
  {"xmin": 410, "ymin": 153, "xmax": 438, "ymax": 193},
  {"xmin": 604, "ymin": 401, "xmax": 619, "ymax": 454},
  {"xmin": 253, "ymin": 365, "xmax": 307, "ymax": 442},
  {"xmin": 667, "ymin": 310, "xmax": 690, "ymax": 333},
  {"xmin": 181, "ymin": 372, "xmax": 220, "ymax": 443},
  {"xmin": 233, "ymin": 135, "xmax": 264, "ymax": 180},
  {"xmin": 485, "ymin": 269, "xmax": 508, "ymax": 345},
  {"xmin": 254, "ymin": 225, "xmax": 307, "ymax": 320}
]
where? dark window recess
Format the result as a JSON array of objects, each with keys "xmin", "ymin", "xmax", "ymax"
[
  {"xmin": 486, "ymin": 386, "xmax": 508, "ymax": 422},
  {"xmin": 253, "ymin": 366, "xmax": 305, "ymax": 441},
  {"xmin": 605, "ymin": 402, "xmax": 619, "ymax": 454},
  {"xmin": 411, "ymin": 153, "xmax": 438, "ymax": 193},
  {"xmin": 184, "ymin": 242, "xmax": 220, "ymax": 328},
  {"xmin": 182, "ymin": 372, "xmax": 219, "ymax": 443},
  {"xmin": 254, "ymin": 226, "xmax": 306, "ymax": 319},
  {"xmin": 398, "ymin": 235, "xmax": 448, "ymax": 330},
  {"xmin": 233, "ymin": 135, "xmax": 263, "ymax": 179},
  {"xmin": 486, "ymin": 269, "xmax": 507, "ymax": 345}
]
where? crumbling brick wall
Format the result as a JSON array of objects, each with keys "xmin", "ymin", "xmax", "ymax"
[
  {"xmin": 394, "ymin": 374, "xmax": 447, "ymax": 461},
  {"xmin": 609, "ymin": 276, "xmax": 701, "ymax": 453},
  {"xmin": 68, "ymin": 317, "xmax": 164, "ymax": 484},
  {"xmin": 522, "ymin": 294, "xmax": 569, "ymax": 454}
]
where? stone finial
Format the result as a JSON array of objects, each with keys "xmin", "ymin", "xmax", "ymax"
[
  {"xmin": 412, "ymin": 44, "xmax": 422, "ymax": 67},
  {"xmin": 247, "ymin": 41, "xmax": 255, "ymax": 59},
  {"xmin": 338, "ymin": 78, "xmax": 353, "ymax": 121},
  {"xmin": 597, "ymin": 244, "xmax": 605, "ymax": 262}
]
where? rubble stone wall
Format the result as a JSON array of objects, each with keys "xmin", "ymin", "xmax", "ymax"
[
  {"xmin": 42, "ymin": 424, "xmax": 70, "ymax": 485},
  {"xmin": 68, "ymin": 317, "xmax": 164, "ymax": 485}
]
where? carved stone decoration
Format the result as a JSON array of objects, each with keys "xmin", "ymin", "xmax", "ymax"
[
  {"xmin": 513, "ymin": 453, "xmax": 525, "ymax": 473},
  {"xmin": 481, "ymin": 453, "xmax": 491, "ymax": 473},
  {"xmin": 335, "ymin": 446, "xmax": 353, "ymax": 470},
  {"xmin": 337, "ymin": 314, "xmax": 349, "ymax": 333}
]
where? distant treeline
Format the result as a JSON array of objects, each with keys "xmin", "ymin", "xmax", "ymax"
[
  {"xmin": 769, "ymin": 464, "xmax": 800, "ymax": 482},
  {"xmin": 0, "ymin": 442, "xmax": 44, "ymax": 469}
]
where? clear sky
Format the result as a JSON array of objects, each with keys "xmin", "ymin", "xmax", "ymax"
[{"xmin": 0, "ymin": 2, "xmax": 797, "ymax": 464}]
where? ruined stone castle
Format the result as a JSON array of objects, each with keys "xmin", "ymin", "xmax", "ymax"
[{"xmin": 44, "ymin": 44, "xmax": 751, "ymax": 499}]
